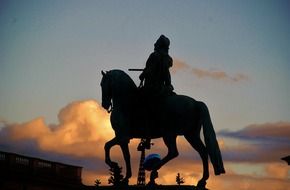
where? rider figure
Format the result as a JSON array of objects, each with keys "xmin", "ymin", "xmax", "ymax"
[
  {"xmin": 139, "ymin": 34, "xmax": 174, "ymax": 96},
  {"xmin": 139, "ymin": 34, "xmax": 174, "ymax": 149}
]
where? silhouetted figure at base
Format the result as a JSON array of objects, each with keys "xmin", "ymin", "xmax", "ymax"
[
  {"xmin": 147, "ymin": 170, "xmax": 158, "ymax": 188},
  {"xmin": 101, "ymin": 68, "xmax": 225, "ymax": 190}
]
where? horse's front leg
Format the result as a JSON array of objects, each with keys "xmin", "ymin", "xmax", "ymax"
[
  {"xmin": 104, "ymin": 137, "xmax": 119, "ymax": 168},
  {"xmin": 120, "ymin": 140, "xmax": 132, "ymax": 182},
  {"xmin": 151, "ymin": 135, "xmax": 179, "ymax": 172},
  {"xmin": 159, "ymin": 135, "xmax": 179, "ymax": 168}
]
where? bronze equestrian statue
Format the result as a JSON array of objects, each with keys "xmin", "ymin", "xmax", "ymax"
[{"xmin": 100, "ymin": 35, "xmax": 225, "ymax": 190}]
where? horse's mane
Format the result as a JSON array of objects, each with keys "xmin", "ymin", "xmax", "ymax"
[{"xmin": 108, "ymin": 69, "xmax": 137, "ymax": 96}]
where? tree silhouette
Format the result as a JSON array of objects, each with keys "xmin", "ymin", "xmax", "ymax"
[
  {"xmin": 176, "ymin": 173, "xmax": 185, "ymax": 186},
  {"xmin": 94, "ymin": 178, "xmax": 101, "ymax": 187},
  {"xmin": 108, "ymin": 165, "xmax": 124, "ymax": 186}
]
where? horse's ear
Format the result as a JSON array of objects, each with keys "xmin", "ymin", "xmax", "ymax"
[{"xmin": 101, "ymin": 70, "xmax": 106, "ymax": 76}]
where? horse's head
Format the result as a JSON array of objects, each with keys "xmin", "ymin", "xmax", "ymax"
[
  {"xmin": 100, "ymin": 69, "xmax": 138, "ymax": 113},
  {"xmin": 101, "ymin": 70, "xmax": 112, "ymax": 112}
]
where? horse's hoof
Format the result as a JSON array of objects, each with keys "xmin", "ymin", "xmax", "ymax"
[
  {"xmin": 146, "ymin": 180, "xmax": 157, "ymax": 189},
  {"xmin": 196, "ymin": 180, "xmax": 207, "ymax": 190},
  {"xmin": 120, "ymin": 178, "xmax": 129, "ymax": 186}
]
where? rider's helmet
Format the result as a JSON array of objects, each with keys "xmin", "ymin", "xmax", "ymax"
[{"xmin": 154, "ymin": 35, "xmax": 170, "ymax": 51}]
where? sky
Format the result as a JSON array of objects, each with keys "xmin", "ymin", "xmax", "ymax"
[{"xmin": 0, "ymin": 0, "xmax": 290, "ymax": 189}]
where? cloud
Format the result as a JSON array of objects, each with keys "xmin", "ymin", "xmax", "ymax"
[
  {"xmin": 220, "ymin": 121, "xmax": 290, "ymax": 140},
  {"xmin": 4, "ymin": 100, "xmax": 113, "ymax": 158},
  {"xmin": 207, "ymin": 171, "xmax": 290, "ymax": 190},
  {"xmin": 155, "ymin": 160, "xmax": 290, "ymax": 190},
  {"xmin": 171, "ymin": 59, "xmax": 190, "ymax": 73},
  {"xmin": 265, "ymin": 163, "xmax": 289, "ymax": 179},
  {"xmin": 132, "ymin": 157, "xmax": 290, "ymax": 190},
  {"xmin": 172, "ymin": 59, "xmax": 249, "ymax": 82},
  {"xmin": 1, "ymin": 101, "xmax": 290, "ymax": 188},
  {"xmin": 218, "ymin": 122, "xmax": 290, "ymax": 163},
  {"xmin": 0, "ymin": 100, "xmax": 148, "ymax": 185},
  {"xmin": 0, "ymin": 100, "xmax": 119, "ymax": 185}
]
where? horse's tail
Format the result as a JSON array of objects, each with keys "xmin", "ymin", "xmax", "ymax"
[{"xmin": 199, "ymin": 101, "xmax": 225, "ymax": 175}]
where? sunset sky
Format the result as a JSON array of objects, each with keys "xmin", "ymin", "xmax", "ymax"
[{"xmin": 1, "ymin": 0, "xmax": 290, "ymax": 189}]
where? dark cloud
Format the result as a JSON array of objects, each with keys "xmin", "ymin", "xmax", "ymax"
[
  {"xmin": 219, "ymin": 121, "xmax": 290, "ymax": 140},
  {"xmin": 218, "ymin": 122, "xmax": 290, "ymax": 163}
]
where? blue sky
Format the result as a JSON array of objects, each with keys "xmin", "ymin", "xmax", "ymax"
[
  {"xmin": 0, "ymin": 1, "xmax": 290, "ymax": 188},
  {"xmin": 1, "ymin": 0, "xmax": 289, "ymax": 128}
]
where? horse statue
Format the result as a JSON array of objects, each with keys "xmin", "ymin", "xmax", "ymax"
[{"xmin": 100, "ymin": 69, "xmax": 225, "ymax": 189}]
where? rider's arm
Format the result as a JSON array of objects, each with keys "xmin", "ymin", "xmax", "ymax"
[
  {"xmin": 139, "ymin": 53, "xmax": 155, "ymax": 81},
  {"xmin": 164, "ymin": 56, "xmax": 173, "ymax": 86}
]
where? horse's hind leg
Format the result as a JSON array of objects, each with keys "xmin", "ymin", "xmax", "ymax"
[{"xmin": 184, "ymin": 134, "xmax": 209, "ymax": 190}]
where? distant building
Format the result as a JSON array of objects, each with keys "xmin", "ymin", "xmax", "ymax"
[{"xmin": 0, "ymin": 151, "xmax": 83, "ymax": 190}]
